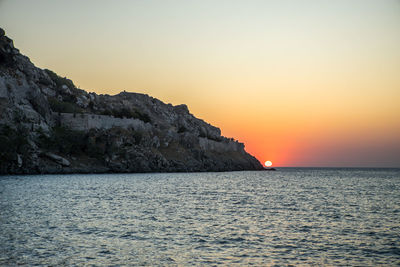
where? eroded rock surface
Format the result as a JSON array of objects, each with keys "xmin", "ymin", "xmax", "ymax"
[{"xmin": 0, "ymin": 28, "xmax": 263, "ymax": 174}]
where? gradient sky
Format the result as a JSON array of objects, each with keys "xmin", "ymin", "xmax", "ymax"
[{"xmin": 1, "ymin": 0, "xmax": 399, "ymax": 167}]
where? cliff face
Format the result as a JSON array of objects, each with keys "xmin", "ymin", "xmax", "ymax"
[{"xmin": 0, "ymin": 28, "xmax": 263, "ymax": 174}]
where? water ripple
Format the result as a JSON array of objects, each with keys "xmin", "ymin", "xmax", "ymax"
[{"xmin": 1, "ymin": 169, "xmax": 400, "ymax": 265}]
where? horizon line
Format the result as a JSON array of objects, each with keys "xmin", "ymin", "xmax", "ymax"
[{"xmin": 267, "ymin": 166, "xmax": 400, "ymax": 169}]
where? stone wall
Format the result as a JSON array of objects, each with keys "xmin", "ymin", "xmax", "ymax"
[
  {"xmin": 199, "ymin": 137, "xmax": 244, "ymax": 153},
  {"xmin": 54, "ymin": 113, "xmax": 245, "ymax": 153},
  {"xmin": 55, "ymin": 113, "xmax": 150, "ymax": 131}
]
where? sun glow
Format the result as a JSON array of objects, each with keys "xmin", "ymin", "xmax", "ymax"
[{"xmin": 265, "ymin": 161, "xmax": 272, "ymax": 167}]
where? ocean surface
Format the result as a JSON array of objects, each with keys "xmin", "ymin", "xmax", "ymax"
[{"xmin": 1, "ymin": 168, "xmax": 399, "ymax": 266}]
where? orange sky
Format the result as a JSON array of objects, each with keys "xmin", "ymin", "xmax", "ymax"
[{"xmin": 1, "ymin": 0, "xmax": 399, "ymax": 167}]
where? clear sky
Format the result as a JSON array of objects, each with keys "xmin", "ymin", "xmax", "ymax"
[{"xmin": 1, "ymin": 0, "xmax": 399, "ymax": 167}]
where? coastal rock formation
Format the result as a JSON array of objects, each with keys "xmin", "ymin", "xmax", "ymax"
[{"xmin": 0, "ymin": 28, "xmax": 263, "ymax": 174}]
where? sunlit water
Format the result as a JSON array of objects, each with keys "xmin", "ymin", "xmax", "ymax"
[{"xmin": 1, "ymin": 168, "xmax": 399, "ymax": 266}]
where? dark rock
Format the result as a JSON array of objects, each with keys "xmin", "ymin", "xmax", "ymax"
[
  {"xmin": 174, "ymin": 104, "xmax": 189, "ymax": 114},
  {"xmin": 44, "ymin": 152, "xmax": 71, "ymax": 167},
  {"xmin": 27, "ymin": 88, "xmax": 51, "ymax": 120},
  {"xmin": 0, "ymin": 28, "xmax": 264, "ymax": 175},
  {"xmin": 263, "ymin": 168, "xmax": 276, "ymax": 171}
]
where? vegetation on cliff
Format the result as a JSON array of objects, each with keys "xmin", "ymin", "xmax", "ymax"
[{"xmin": 0, "ymin": 28, "xmax": 263, "ymax": 174}]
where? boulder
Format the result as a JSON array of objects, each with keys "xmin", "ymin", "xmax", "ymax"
[
  {"xmin": 44, "ymin": 152, "xmax": 70, "ymax": 167},
  {"xmin": 61, "ymin": 84, "xmax": 72, "ymax": 94}
]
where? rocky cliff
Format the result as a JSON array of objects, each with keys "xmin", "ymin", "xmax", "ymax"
[{"xmin": 0, "ymin": 28, "xmax": 263, "ymax": 174}]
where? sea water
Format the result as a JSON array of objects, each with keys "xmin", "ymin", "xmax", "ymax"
[{"xmin": 0, "ymin": 168, "xmax": 399, "ymax": 266}]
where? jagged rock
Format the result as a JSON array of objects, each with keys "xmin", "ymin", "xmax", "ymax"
[
  {"xmin": 41, "ymin": 87, "xmax": 56, "ymax": 97},
  {"xmin": 27, "ymin": 87, "xmax": 51, "ymax": 120},
  {"xmin": 60, "ymin": 84, "xmax": 72, "ymax": 94},
  {"xmin": 76, "ymin": 95, "xmax": 89, "ymax": 108},
  {"xmin": 174, "ymin": 104, "xmax": 189, "ymax": 114},
  {"xmin": 0, "ymin": 28, "xmax": 263, "ymax": 174},
  {"xmin": 38, "ymin": 74, "xmax": 53, "ymax": 86}
]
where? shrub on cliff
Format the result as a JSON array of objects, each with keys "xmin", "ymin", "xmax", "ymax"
[
  {"xmin": 38, "ymin": 127, "xmax": 104, "ymax": 160},
  {"xmin": 48, "ymin": 96, "xmax": 83, "ymax": 113},
  {"xmin": 101, "ymin": 107, "xmax": 151, "ymax": 123},
  {"xmin": 100, "ymin": 109, "xmax": 113, "ymax": 116},
  {"xmin": 44, "ymin": 69, "xmax": 75, "ymax": 89},
  {"xmin": 86, "ymin": 136, "xmax": 104, "ymax": 160},
  {"xmin": 132, "ymin": 109, "xmax": 151, "ymax": 123},
  {"xmin": 0, "ymin": 125, "xmax": 29, "ymax": 168},
  {"xmin": 39, "ymin": 126, "xmax": 87, "ymax": 155},
  {"xmin": 111, "ymin": 107, "xmax": 133, "ymax": 119}
]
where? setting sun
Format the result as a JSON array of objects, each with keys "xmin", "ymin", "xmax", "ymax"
[{"xmin": 0, "ymin": 1, "xmax": 399, "ymax": 266}]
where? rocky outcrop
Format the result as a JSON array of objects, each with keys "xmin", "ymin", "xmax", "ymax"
[{"xmin": 0, "ymin": 28, "xmax": 263, "ymax": 174}]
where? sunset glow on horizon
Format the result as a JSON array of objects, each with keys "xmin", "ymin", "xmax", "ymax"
[
  {"xmin": 1, "ymin": 0, "xmax": 399, "ymax": 167},
  {"xmin": 265, "ymin": 161, "xmax": 272, "ymax": 167}
]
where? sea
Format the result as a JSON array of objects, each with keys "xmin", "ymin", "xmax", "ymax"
[{"xmin": 0, "ymin": 168, "xmax": 399, "ymax": 266}]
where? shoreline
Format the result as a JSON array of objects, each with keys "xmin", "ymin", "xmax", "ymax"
[{"xmin": 2, "ymin": 167, "xmax": 400, "ymax": 177}]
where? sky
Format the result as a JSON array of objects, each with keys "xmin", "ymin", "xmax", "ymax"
[{"xmin": 1, "ymin": 0, "xmax": 399, "ymax": 167}]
